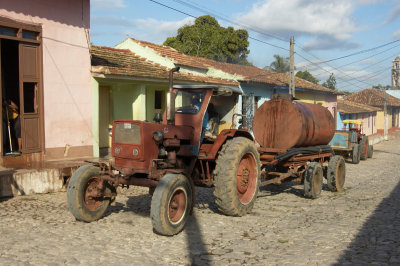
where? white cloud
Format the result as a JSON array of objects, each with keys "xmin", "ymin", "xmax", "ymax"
[
  {"xmin": 385, "ymin": 5, "xmax": 400, "ymax": 24},
  {"xmin": 92, "ymin": 0, "xmax": 127, "ymax": 10},
  {"xmin": 393, "ymin": 30, "xmax": 400, "ymax": 40},
  {"xmin": 236, "ymin": 0, "xmax": 361, "ymax": 51},
  {"xmin": 131, "ymin": 17, "xmax": 195, "ymax": 43}
]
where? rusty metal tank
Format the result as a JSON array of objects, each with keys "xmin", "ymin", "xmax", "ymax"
[{"xmin": 252, "ymin": 99, "xmax": 335, "ymax": 149}]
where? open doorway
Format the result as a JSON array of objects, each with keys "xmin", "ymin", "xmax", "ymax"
[{"xmin": 1, "ymin": 39, "xmax": 21, "ymax": 155}]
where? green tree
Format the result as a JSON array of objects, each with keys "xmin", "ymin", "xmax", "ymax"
[
  {"xmin": 322, "ymin": 73, "xmax": 337, "ymax": 90},
  {"xmin": 372, "ymin": 84, "xmax": 391, "ymax": 90},
  {"xmin": 164, "ymin": 15, "xmax": 251, "ymax": 65},
  {"xmin": 295, "ymin": 70, "xmax": 319, "ymax": 84},
  {"xmin": 264, "ymin": 54, "xmax": 290, "ymax": 73}
]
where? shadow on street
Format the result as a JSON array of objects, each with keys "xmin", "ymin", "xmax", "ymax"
[
  {"xmin": 335, "ymin": 180, "xmax": 400, "ymax": 264},
  {"xmin": 185, "ymin": 212, "xmax": 211, "ymax": 266}
]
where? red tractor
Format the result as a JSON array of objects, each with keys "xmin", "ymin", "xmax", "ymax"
[{"xmin": 67, "ymin": 68, "xmax": 345, "ymax": 235}]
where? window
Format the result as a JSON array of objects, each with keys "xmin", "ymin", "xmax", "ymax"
[
  {"xmin": 175, "ymin": 91, "xmax": 205, "ymax": 114},
  {"xmin": 23, "ymin": 82, "xmax": 38, "ymax": 113},
  {"xmin": 22, "ymin": 30, "xmax": 38, "ymax": 40},
  {"xmin": 0, "ymin": 26, "xmax": 17, "ymax": 37},
  {"xmin": 154, "ymin": 90, "xmax": 162, "ymax": 109},
  {"xmin": 368, "ymin": 114, "xmax": 370, "ymax": 127}
]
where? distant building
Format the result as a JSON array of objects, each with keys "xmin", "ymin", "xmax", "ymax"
[
  {"xmin": 336, "ymin": 99, "xmax": 380, "ymax": 136},
  {"xmin": 345, "ymin": 88, "xmax": 400, "ymax": 133},
  {"xmin": 393, "ymin": 54, "xmax": 400, "ymax": 90}
]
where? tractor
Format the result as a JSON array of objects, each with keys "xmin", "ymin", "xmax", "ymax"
[
  {"xmin": 67, "ymin": 68, "xmax": 345, "ymax": 236},
  {"xmin": 329, "ymin": 119, "xmax": 373, "ymax": 164}
]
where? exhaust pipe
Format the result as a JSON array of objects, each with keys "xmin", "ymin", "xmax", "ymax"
[{"xmin": 167, "ymin": 67, "xmax": 180, "ymax": 125}]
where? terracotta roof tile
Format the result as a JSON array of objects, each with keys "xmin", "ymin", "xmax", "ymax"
[
  {"xmin": 196, "ymin": 57, "xmax": 343, "ymax": 95},
  {"xmin": 337, "ymin": 99, "xmax": 380, "ymax": 114},
  {"xmin": 129, "ymin": 38, "xmax": 208, "ymax": 70},
  {"xmin": 345, "ymin": 88, "xmax": 400, "ymax": 107},
  {"xmin": 129, "ymin": 38, "xmax": 342, "ymax": 95},
  {"xmin": 91, "ymin": 46, "xmax": 239, "ymax": 86}
]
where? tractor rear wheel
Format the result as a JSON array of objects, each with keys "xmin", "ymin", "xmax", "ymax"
[
  {"xmin": 327, "ymin": 155, "xmax": 346, "ymax": 192},
  {"xmin": 213, "ymin": 137, "xmax": 261, "ymax": 216},
  {"xmin": 360, "ymin": 136, "xmax": 368, "ymax": 160},
  {"xmin": 304, "ymin": 162, "xmax": 323, "ymax": 199},
  {"xmin": 67, "ymin": 165, "xmax": 111, "ymax": 222},
  {"xmin": 352, "ymin": 144, "xmax": 361, "ymax": 164},
  {"xmin": 151, "ymin": 174, "xmax": 192, "ymax": 236}
]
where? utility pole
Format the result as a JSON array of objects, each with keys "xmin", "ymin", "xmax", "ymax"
[
  {"xmin": 289, "ymin": 37, "xmax": 295, "ymax": 98},
  {"xmin": 384, "ymin": 88, "xmax": 388, "ymax": 141}
]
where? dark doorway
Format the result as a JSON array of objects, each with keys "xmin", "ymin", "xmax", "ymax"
[{"xmin": 1, "ymin": 39, "xmax": 20, "ymax": 155}]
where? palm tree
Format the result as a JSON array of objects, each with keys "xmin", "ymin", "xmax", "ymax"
[{"xmin": 265, "ymin": 54, "xmax": 290, "ymax": 73}]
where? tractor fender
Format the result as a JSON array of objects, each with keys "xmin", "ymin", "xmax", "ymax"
[{"xmin": 200, "ymin": 129, "xmax": 254, "ymax": 160}]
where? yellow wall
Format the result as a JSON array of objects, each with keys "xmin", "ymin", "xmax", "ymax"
[
  {"xmin": 376, "ymin": 109, "xmax": 394, "ymax": 130},
  {"xmin": 295, "ymin": 90, "xmax": 326, "ymax": 106},
  {"xmin": 111, "ymin": 84, "xmax": 141, "ymax": 120}
]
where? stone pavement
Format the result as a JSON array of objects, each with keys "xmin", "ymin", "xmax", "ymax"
[{"xmin": 1, "ymin": 135, "xmax": 400, "ymax": 265}]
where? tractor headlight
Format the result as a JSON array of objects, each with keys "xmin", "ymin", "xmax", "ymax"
[{"xmin": 152, "ymin": 131, "xmax": 164, "ymax": 143}]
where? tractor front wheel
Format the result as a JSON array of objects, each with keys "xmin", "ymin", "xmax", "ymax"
[
  {"xmin": 151, "ymin": 174, "xmax": 192, "ymax": 236},
  {"xmin": 367, "ymin": 145, "xmax": 374, "ymax": 158},
  {"xmin": 352, "ymin": 144, "xmax": 361, "ymax": 164},
  {"xmin": 360, "ymin": 136, "xmax": 368, "ymax": 160},
  {"xmin": 67, "ymin": 165, "xmax": 111, "ymax": 222}
]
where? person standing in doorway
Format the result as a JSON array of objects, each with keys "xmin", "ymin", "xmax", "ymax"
[{"xmin": 6, "ymin": 100, "xmax": 21, "ymax": 152}]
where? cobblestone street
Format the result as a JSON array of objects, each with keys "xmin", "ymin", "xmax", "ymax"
[{"xmin": 1, "ymin": 136, "xmax": 400, "ymax": 265}]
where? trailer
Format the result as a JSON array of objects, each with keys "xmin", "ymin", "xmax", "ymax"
[{"xmin": 67, "ymin": 68, "xmax": 345, "ymax": 236}]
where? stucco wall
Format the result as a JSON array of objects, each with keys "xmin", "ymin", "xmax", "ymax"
[
  {"xmin": 0, "ymin": 0, "xmax": 92, "ymax": 155},
  {"xmin": 338, "ymin": 112, "xmax": 377, "ymax": 136},
  {"xmin": 240, "ymin": 83, "xmax": 272, "ymax": 108}
]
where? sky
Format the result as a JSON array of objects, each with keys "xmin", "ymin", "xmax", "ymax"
[{"xmin": 90, "ymin": 0, "xmax": 400, "ymax": 92}]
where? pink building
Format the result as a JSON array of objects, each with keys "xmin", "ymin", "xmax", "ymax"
[
  {"xmin": 337, "ymin": 99, "xmax": 380, "ymax": 136},
  {"xmin": 0, "ymin": 0, "xmax": 92, "ymax": 164}
]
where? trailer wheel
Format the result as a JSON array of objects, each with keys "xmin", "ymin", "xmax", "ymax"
[
  {"xmin": 67, "ymin": 165, "xmax": 111, "ymax": 222},
  {"xmin": 213, "ymin": 137, "xmax": 261, "ymax": 216},
  {"xmin": 151, "ymin": 174, "xmax": 192, "ymax": 236},
  {"xmin": 304, "ymin": 162, "xmax": 323, "ymax": 199},
  {"xmin": 360, "ymin": 136, "xmax": 368, "ymax": 160},
  {"xmin": 367, "ymin": 145, "xmax": 373, "ymax": 158},
  {"xmin": 352, "ymin": 144, "xmax": 361, "ymax": 164},
  {"xmin": 327, "ymin": 155, "xmax": 346, "ymax": 192}
]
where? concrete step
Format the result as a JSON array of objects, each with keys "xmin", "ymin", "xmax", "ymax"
[{"xmin": 0, "ymin": 166, "xmax": 81, "ymax": 197}]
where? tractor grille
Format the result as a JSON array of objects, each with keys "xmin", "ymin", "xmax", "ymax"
[{"xmin": 114, "ymin": 123, "xmax": 141, "ymax": 145}]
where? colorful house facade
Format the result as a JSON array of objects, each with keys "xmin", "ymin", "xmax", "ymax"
[
  {"xmin": 336, "ymin": 99, "xmax": 380, "ymax": 136},
  {"xmin": 0, "ymin": 0, "xmax": 92, "ymax": 164},
  {"xmin": 345, "ymin": 89, "xmax": 400, "ymax": 134},
  {"xmin": 115, "ymin": 38, "xmax": 341, "ymax": 128}
]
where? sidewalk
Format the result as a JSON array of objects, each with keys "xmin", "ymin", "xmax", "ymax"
[{"xmin": 0, "ymin": 156, "xmax": 107, "ymax": 198}]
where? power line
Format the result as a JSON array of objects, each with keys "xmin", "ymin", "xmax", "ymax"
[
  {"xmin": 309, "ymin": 46, "xmax": 400, "ymax": 78},
  {"xmin": 300, "ymin": 40, "xmax": 400, "ymax": 68},
  {"xmin": 295, "ymin": 53, "xmax": 365, "ymax": 90},
  {"xmin": 171, "ymin": 0, "xmax": 288, "ymax": 42},
  {"xmin": 296, "ymin": 44, "xmax": 395, "ymax": 89},
  {"xmin": 308, "ymin": 43, "xmax": 400, "ymax": 77},
  {"xmin": 148, "ymin": 0, "xmax": 395, "ymax": 91},
  {"xmin": 148, "ymin": 0, "xmax": 289, "ymax": 51}
]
